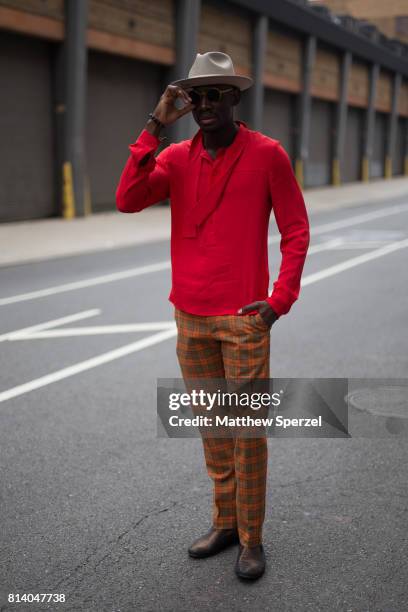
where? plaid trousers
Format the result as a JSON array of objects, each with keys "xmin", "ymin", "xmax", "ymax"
[{"xmin": 175, "ymin": 307, "xmax": 270, "ymax": 546}]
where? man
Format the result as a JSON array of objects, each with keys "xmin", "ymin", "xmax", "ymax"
[{"xmin": 116, "ymin": 52, "xmax": 310, "ymax": 580}]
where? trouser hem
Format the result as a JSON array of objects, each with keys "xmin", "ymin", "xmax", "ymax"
[
  {"xmin": 213, "ymin": 520, "xmax": 238, "ymax": 530},
  {"xmin": 238, "ymin": 530, "xmax": 263, "ymax": 547}
]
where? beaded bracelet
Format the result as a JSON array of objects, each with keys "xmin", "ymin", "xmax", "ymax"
[{"xmin": 148, "ymin": 112, "xmax": 165, "ymax": 129}]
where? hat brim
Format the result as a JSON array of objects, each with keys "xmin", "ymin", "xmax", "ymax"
[{"xmin": 171, "ymin": 74, "xmax": 253, "ymax": 91}]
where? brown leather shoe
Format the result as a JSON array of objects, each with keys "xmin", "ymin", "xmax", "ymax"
[
  {"xmin": 235, "ymin": 544, "xmax": 266, "ymax": 580},
  {"xmin": 188, "ymin": 526, "xmax": 239, "ymax": 558}
]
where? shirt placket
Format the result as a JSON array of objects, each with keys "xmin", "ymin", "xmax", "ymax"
[{"xmin": 198, "ymin": 149, "xmax": 225, "ymax": 247}]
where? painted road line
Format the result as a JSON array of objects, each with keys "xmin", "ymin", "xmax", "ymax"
[
  {"xmin": 307, "ymin": 238, "xmax": 344, "ymax": 254},
  {"xmin": 8, "ymin": 322, "xmax": 177, "ymax": 339},
  {"xmin": 268, "ymin": 201, "xmax": 408, "ymax": 245},
  {"xmin": 0, "ymin": 309, "xmax": 100, "ymax": 343},
  {"xmin": 0, "ymin": 261, "xmax": 171, "ymax": 306},
  {"xmin": 302, "ymin": 237, "xmax": 408, "ymax": 286},
  {"xmin": 2, "ymin": 237, "xmax": 408, "ymax": 404},
  {"xmin": 0, "ymin": 327, "xmax": 177, "ymax": 404},
  {"xmin": 2, "ymin": 202, "xmax": 408, "ymax": 307}
]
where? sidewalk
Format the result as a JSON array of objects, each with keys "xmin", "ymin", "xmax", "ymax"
[{"xmin": 1, "ymin": 176, "xmax": 407, "ymax": 267}]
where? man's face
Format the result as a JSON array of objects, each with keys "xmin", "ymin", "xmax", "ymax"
[{"xmin": 188, "ymin": 84, "xmax": 241, "ymax": 132}]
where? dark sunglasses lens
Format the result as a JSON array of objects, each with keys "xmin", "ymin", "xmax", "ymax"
[
  {"xmin": 207, "ymin": 89, "xmax": 221, "ymax": 102},
  {"xmin": 189, "ymin": 90, "xmax": 201, "ymax": 105}
]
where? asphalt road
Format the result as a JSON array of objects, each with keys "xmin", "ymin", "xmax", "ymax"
[{"xmin": 1, "ymin": 197, "xmax": 408, "ymax": 612}]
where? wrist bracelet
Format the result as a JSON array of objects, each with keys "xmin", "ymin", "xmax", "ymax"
[{"xmin": 148, "ymin": 112, "xmax": 165, "ymax": 129}]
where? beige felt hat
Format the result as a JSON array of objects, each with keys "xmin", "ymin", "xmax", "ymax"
[{"xmin": 171, "ymin": 51, "xmax": 253, "ymax": 91}]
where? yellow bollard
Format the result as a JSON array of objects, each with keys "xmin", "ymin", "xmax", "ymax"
[
  {"xmin": 332, "ymin": 158, "xmax": 340, "ymax": 186},
  {"xmin": 62, "ymin": 161, "xmax": 75, "ymax": 219},
  {"xmin": 295, "ymin": 159, "xmax": 304, "ymax": 189},
  {"xmin": 84, "ymin": 174, "xmax": 92, "ymax": 216},
  {"xmin": 361, "ymin": 156, "xmax": 369, "ymax": 182}
]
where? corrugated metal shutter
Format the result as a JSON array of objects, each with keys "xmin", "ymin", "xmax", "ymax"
[
  {"xmin": 86, "ymin": 51, "xmax": 164, "ymax": 212},
  {"xmin": 0, "ymin": 32, "xmax": 55, "ymax": 222},
  {"xmin": 305, "ymin": 99, "xmax": 333, "ymax": 187},
  {"xmin": 262, "ymin": 89, "xmax": 295, "ymax": 158},
  {"xmin": 371, "ymin": 112, "xmax": 386, "ymax": 178},
  {"xmin": 343, "ymin": 106, "xmax": 363, "ymax": 183}
]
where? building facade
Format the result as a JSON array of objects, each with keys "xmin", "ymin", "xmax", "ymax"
[
  {"xmin": 313, "ymin": 0, "xmax": 408, "ymax": 44},
  {"xmin": 0, "ymin": 0, "xmax": 407, "ymax": 222}
]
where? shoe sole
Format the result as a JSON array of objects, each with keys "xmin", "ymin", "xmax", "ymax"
[{"xmin": 235, "ymin": 567, "xmax": 265, "ymax": 580}]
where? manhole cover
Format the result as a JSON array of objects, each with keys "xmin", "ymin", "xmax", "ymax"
[{"xmin": 346, "ymin": 386, "xmax": 408, "ymax": 419}]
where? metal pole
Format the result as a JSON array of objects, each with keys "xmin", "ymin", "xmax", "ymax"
[
  {"xmin": 53, "ymin": 43, "xmax": 66, "ymax": 217},
  {"xmin": 295, "ymin": 35, "xmax": 316, "ymax": 188},
  {"xmin": 62, "ymin": 0, "xmax": 89, "ymax": 218},
  {"xmin": 385, "ymin": 72, "xmax": 402, "ymax": 178},
  {"xmin": 171, "ymin": 0, "xmax": 201, "ymax": 143},
  {"xmin": 332, "ymin": 51, "xmax": 351, "ymax": 185},
  {"xmin": 248, "ymin": 14, "xmax": 268, "ymax": 131},
  {"xmin": 362, "ymin": 63, "xmax": 379, "ymax": 182}
]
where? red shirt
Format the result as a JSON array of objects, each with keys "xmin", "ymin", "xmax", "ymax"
[{"xmin": 116, "ymin": 121, "xmax": 310, "ymax": 318}]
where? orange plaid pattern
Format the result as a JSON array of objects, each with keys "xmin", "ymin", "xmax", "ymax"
[{"xmin": 175, "ymin": 307, "xmax": 270, "ymax": 546}]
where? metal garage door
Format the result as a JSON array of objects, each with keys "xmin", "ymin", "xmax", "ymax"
[
  {"xmin": 371, "ymin": 112, "xmax": 386, "ymax": 178},
  {"xmin": 0, "ymin": 31, "xmax": 55, "ymax": 222},
  {"xmin": 393, "ymin": 117, "xmax": 405, "ymax": 176},
  {"xmin": 305, "ymin": 98, "xmax": 333, "ymax": 188},
  {"xmin": 343, "ymin": 106, "xmax": 363, "ymax": 183},
  {"xmin": 262, "ymin": 89, "xmax": 295, "ymax": 158},
  {"xmin": 86, "ymin": 51, "xmax": 164, "ymax": 212}
]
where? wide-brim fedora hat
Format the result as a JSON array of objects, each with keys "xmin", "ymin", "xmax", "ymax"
[{"xmin": 171, "ymin": 51, "xmax": 253, "ymax": 91}]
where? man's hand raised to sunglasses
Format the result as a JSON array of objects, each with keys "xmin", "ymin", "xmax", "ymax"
[{"xmin": 145, "ymin": 85, "xmax": 194, "ymax": 137}]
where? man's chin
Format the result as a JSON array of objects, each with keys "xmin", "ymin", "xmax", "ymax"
[{"xmin": 198, "ymin": 120, "xmax": 220, "ymax": 132}]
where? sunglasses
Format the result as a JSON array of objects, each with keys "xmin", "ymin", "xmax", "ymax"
[{"xmin": 187, "ymin": 87, "xmax": 236, "ymax": 105}]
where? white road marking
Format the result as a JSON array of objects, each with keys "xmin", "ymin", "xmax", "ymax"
[
  {"xmin": 0, "ymin": 261, "xmax": 171, "ymax": 306},
  {"xmin": 1, "ymin": 202, "xmax": 408, "ymax": 307},
  {"xmin": 2, "ymin": 204, "xmax": 408, "ymax": 404},
  {"xmin": 0, "ymin": 310, "xmax": 100, "ymax": 343},
  {"xmin": 308, "ymin": 237, "xmax": 408, "ymax": 253},
  {"xmin": 268, "ymin": 201, "xmax": 408, "ymax": 245},
  {"xmin": 0, "ymin": 327, "xmax": 177, "ymax": 404},
  {"xmin": 302, "ymin": 237, "xmax": 408, "ymax": 286},
  {"xmin": 307, "ymin": 238, "xmax": 344, "ymax": 254},
  {"xmin": 8, "ymin": 322, "xmax": 177, "ymax": 339},
  {"xmin": 326, "ymin": 241, "xmax": 403, "ymax": 250},
  {"xmin": 1, "ymin": 237, "xmax": 408, "ymax": 404}
]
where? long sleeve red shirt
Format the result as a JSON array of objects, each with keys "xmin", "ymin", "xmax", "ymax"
[{"xmin": 116, "ymin": 121, "xmax": 310, "ymax": 318}]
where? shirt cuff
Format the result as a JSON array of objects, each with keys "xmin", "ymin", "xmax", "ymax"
[
  {"xmin": 130, "ymin": 128, "xmax": 161, "ymax": 150},
  {"xmin": 265, "ymin": 295, "xmax": 285, "ymax": 318}
]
